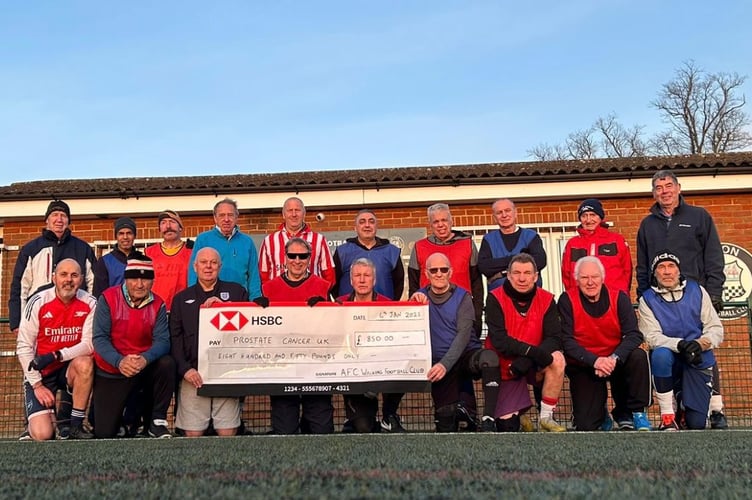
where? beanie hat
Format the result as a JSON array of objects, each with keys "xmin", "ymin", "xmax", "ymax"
[
  {"xmin": 577, "ymin": 199, "xmax": 605, "ymax": 220},
  {"xmin": 114, "ymin": 217, "xmax": 137, "ymax": 236},
  {"xmin": 123, "ymin": 255, "xmax": 155, "ymax": 280},
  {"xmin": 45, "ymin": 200, "xmax": 71, "ymax": 221},
  {"xmin": 158, "ymin": 209, "xmax": 183, "ymax": 229},
  {"xmin": 651, "ymin": 250, "xmax": 681, "ymax": 276}
]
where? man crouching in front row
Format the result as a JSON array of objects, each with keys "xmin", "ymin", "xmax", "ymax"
[
  {"xmin": 410, "ymin": 252, "xmax": 501, "ymax": 432},
  {"xmin": 484, "ymin": 253, "xmax": 567, "ymax": 432}
]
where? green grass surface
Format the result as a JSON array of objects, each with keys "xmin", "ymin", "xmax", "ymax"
[{"xmin": 4, "ymin": 432, "xmax": 752, "ymax": 498}]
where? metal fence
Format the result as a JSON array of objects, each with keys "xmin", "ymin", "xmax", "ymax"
[{"xmin": 1, "ymin": 304, "xmax": 751, "ymax": 438}]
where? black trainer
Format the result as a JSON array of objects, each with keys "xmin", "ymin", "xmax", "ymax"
[
  {"xmin": 69, "ymin": 425, "xmax": 94, "ymax": 440},
  {"xmin": 480, "ymin": 417, "xmax": 497, "ymax": 432},
  {"xmin": 456, "ymin": 404, "xmax": 478, "ymax": 432},
  {"xmin": 148, "ymin": 419, "xmax": 172, "ymax": 439},
  {"xmin": 710, "ymin": 411, "xmax": 729, "ymax": 429},
  {"xmin": 57, "ymin": 426, "xmax": 71, "ymax": 440},
  {"xmin": 380, "ymin": 414, "xmax": 406, "ymax": 433}
]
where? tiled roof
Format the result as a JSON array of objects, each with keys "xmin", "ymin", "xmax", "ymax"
[{"xmin": 2, "ymin": 152, "xmax": 751, "ymax": 201}]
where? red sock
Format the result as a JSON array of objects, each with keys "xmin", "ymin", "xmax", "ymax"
[{"xmin": 542, "ymin": 396, "xmax": 558, "ymax": 407}]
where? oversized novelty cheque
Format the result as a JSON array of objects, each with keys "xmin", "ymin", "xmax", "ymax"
[{"xmin": 197, "ymin": 302, "xmax": 432, "ymax": 396}]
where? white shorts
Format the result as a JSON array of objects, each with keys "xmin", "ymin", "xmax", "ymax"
[{"xmin": 175, "ymin": 380, "xmax": 241, "ymax": 432}]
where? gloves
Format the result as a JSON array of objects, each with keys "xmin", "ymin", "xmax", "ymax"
[
  {"xmin": 529, "ymin": 347, "xmax": 553, "ymax": 368},
  {"xmin": 510, "ymin": 357, "xmax": 534, "ymax": 378},
  {"xmin": 710, "ymin": 296, "xmax": 723, "ymax": 314},
  {"xmin": 252, "ymin": 296, "xmax": 270, "ymax": 308},
  {"xmin": 677, "ymin": 340, "xmax": 703, "ymax": 366},
  {"xmin": 307, "ymin": 296, "xmax": 327, "ymax": 307},
  {"xmin": 28, "ymin": 352, "xmax": 56, "ymax": 372}
]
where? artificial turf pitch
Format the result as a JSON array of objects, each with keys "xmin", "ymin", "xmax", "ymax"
[{"xmin": 4, "ymin": 431, "xmax": 751, "ymax": 498}]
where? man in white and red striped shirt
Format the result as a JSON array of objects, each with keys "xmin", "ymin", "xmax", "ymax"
[{"xmin": 258, "ymin": 197, "xmax": 336, "ymax": 288}]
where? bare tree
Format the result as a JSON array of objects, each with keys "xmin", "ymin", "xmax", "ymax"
[
  {"xmin": 527, "ymin": 61, "xmax": 751, "ymax": 160},
  {"xmin": 527, "ymin": 114, "xmax": 648, "ymax": 160},
  {"xmin": 527, "ymin": 142, "xmax": 568, "ymax": 161},
  {"xmin": 651, "ymin": 60, "xmax": 752, "ymax": 154},
  {"xmin": 565, "ymin": 128, "xmax": 598, "ymax": 159},
  {"xmin": 594, "ymin": 114, "xmax": 648, "ymax": 157}
]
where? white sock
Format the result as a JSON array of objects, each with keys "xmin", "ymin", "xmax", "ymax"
[
  {"xmin": 710, "ymin": 394, "xmax": 724, "ymax": 413},
  {"xmin": 539, "ymin": 402, "xmax": 556, "ymax": 420},
  {"xmin": 655, "ymin": 390, "xmax": 674, "ymax": 415}
]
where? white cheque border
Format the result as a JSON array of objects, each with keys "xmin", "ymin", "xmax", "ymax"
[{"xmin": 197, "ymin": 302, "xmax": 432, "ymax": 396}]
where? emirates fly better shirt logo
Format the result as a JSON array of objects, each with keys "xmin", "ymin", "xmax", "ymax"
[{"xmin": 210, "ymin": 311, "xmax": 249, "ymax": 331}]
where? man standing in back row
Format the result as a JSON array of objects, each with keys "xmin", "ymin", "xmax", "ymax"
[
  {"xmin": 332, "ymin": 210, "xmax": 406, "ymax": 432},
  {"xmin": 408, "ymin": 202, "xmax": 483, "ymax": 430},
  {"xmin": 479, "ymin": 199, "xmax": 547, "ymax": 292},
  {"xmin": 145, "ymin": 210, "xmax": 194, "ymax": 313},
  {"xmin": 258, "ymin": 196, "xmax": 336, "ymax": 289},
  {"xmin": 636, "ymin": 170, "xmax": 728, "ymax": 429},
  {"xmin": 189, "ymin": 198, "xmax": 261, "ymax": 300}
]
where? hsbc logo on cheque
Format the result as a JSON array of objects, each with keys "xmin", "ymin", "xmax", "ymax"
[{"xmin": 210, "ymin": 311, "xmax": 249, "ymax": 331}]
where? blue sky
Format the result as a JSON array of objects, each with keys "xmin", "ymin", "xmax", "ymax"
[{"xmin": 1, "ymin": 1, "xmax": 750, "ymax": 185}]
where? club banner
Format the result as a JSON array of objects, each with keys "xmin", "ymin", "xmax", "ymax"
[{"xmin": 197, "ymin": 302, "xmax": 432, "ymax": 396}]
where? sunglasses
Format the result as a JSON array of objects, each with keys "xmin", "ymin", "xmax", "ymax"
[
  {"xmin": 427, "ymin": 267, "xmax": 450, "ymax": 275},
  {"xmin": 286, "ymin": 252, "xmax": 310, "ymax": 260}
]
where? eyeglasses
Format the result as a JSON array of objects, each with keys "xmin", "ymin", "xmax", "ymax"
[
  {"xmin": 427, "ymin": 267, "xmax": 450, "ymax": 275},
  {"xmin": 286, "ymin": 252, "xmax": 310, "ymax": 260}
]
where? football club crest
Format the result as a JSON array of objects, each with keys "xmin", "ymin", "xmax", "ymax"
[
  {"xmin": 220, "ymin": 292, "xmax": 230, "ymax": 301},
  {"xmin": 721, "ymin": 243, "xmax": 752, "ymax": 320}
]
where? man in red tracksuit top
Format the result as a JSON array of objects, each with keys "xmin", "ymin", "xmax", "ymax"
[
  {"xmin": 17, "ymin": 258, "xmax": 98, "ymax": 441},
  {"xmin": 262, "ymin": 237, "xmax": 333, "ymax": 434},
  {"xmin": 92, "ymin": 255, "xmax": 175, "ymax": 439},
  {"xmin": 561, "ymin": 199, "xmax": 632, "ymax": 294}
]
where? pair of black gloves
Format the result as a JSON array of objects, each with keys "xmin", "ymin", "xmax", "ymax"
[
  {"xmin": 677, "ymin": 340, "xmax": 704, "ymax": 366},
  {"xmin": 28, "ymin": 350, "xmax": 61, "ymax": 372},
  {"xmin": 509, "ymin": 347, "xmax": 553, "ymax": 378},
  {"xmin": 252, "ymin": 296, "xmax": 327, "ymax": 308}
]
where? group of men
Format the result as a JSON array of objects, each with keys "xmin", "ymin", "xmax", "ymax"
[{"xmin": 12, "ymin": 169, "xmax": 729, "ymax": 439}]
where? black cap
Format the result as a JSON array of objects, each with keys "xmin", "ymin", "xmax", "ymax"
[
  {"xmin": 577, "ymin": 199, "xmax": 605, "ymax": 220},
  {"xmin": 651, "ymin": 250, "xmax": 681, "ymax": 276},
  {"xmin": 114, "ymin": 217, "xmax": 137, "ymax": 236},
  {"xmin": 45, "ymin": 200, "xmax": 71, "ymax": 221}
]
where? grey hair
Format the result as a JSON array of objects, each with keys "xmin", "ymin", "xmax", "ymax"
[
  {"xmin": 213, "ymin": 198, "xmax": 239, "ymax": 217},
  {"xmin": 283, "ymin": 197, "xmax": 305, "ymax": 213},
  {"xmin": 508, "ymin": 252, "xmax": 537, "ymax": 274},
  {"xmin": 651, "ymin": 170, "xmax": 679, "ymax": 188},
  {"xmin": 285, "ymin": 237, "xmax": 312, "ymax": 253},
  {"xmin": 350, "ymin": 257, "xmax": 377, "ymax": 284},
  {"xmin": 354, "ymin": 209, "xmax": 377, "ymax": 223},
  {"xmin": 574, "ymin": 256, "xmax": 605, "ymax": 280},
  {"xmin": 427, "ymin": 203, "xmax": 451, "ymax": 222}
]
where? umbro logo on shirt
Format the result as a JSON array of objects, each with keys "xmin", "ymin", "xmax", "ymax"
[{"xmin": 42, "ymin": 311, "xmax": 54, "ymax": 319}]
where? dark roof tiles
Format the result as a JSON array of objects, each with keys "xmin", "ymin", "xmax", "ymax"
[{"xmin": 2, "ymin": 152, "xmax": 751, "ymax": 201}]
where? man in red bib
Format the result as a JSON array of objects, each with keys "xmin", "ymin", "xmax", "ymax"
[
  {"xmin": 484, "ymin": 253, "xmax": 565, "ymax": 432},
  {"xmin": 559, "ymin": 256, "xmax": 652, "ymax": 431},
  {"xmin": 262, "ymin": 237, "xmax": 333, "ymax": 434},
  {"xmin": 92, "ymin": 255, "xmax": 175, "ymax": 439}
]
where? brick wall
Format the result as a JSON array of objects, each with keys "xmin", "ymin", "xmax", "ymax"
[{"xmin": 2, "ymin": 192, "xmax": 751, "ymax": 433}]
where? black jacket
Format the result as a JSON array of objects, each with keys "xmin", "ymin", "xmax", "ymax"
[
  {"xmin": 636, "ymin": 196, "xmax": 724, "ymax": 299},
  {"xmin": 170, "ymin": 279, "xmax": 249, "ymax": 377}
]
